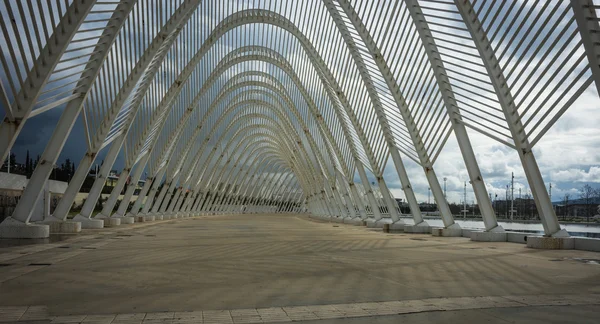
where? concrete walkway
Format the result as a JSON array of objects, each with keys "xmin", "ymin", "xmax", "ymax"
[{"xmin": 0, "ymin": 213, "xmax": 599, "ymax": 323}]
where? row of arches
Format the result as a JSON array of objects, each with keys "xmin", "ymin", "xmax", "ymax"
[{"xmin": 0, "ymin": 0, "xmax": 597, "ymax": 238}]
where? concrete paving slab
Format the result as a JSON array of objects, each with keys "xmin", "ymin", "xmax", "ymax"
[
  {"xmin": 528, "ymin": 236, "xmax": 575, "ymax": 249},
  {"xmin": 0, "ymin": 213, "xmax": 599, "ymax": 324}
]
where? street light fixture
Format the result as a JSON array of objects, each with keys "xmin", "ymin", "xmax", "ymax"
[{"xmin": 428, "ymin": 187, "xmax": 431, "ymax": 205}]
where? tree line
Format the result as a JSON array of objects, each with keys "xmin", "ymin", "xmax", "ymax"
[{"xmin": 1, "ymin": 151, "xmax": 76, "ymax": 182}]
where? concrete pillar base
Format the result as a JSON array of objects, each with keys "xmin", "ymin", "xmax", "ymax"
[
  {"xmin": 102, "ymin": 217, "xmax": 121, "ymax": 227},
  {"xmin": 171, "ymin": 213, "xmax": 180, "ymax": 219},
  {"xmin": 343, "ymin": 217, "xmax": 364, "ymax": 225},
  {"xmin": 331, "ymin": 216, "xmax": 344, "ymax": 223},
  {"xmin": 431, "ymin": 223, "xmax": 462, "ymax": 237},
  {"xmin": 470, "ymin": 231, "xmax": 507, "ymax": 242},
  {"xmin": 94, "ymin": 214, "xmax": 122, "ymax": 227},
  {"xmin": 40, "ymin": 216, "xmax": 81, "ymax": 233},
  {"xmin": 388, "ymin": 221, "xmax": 407, "ymax": 232},
  {"xmin": 0, "ymin": 217, "xmax": 50, "ymax": 239},
  {"xmin": 366, "ymin": 218, "xmax": 392, "ymax": 228},
  {"xmin": 527, "ymin": 236, "xmax": 574, "ymax": 249},
  {"xmin": 365, "ymin": 217, "xmax": 378, "ymax": 227},
  {"xmin": 403, "ymin": 221, "xmax": 431, "ymax": 233},
  {"xmin": 154, "ymin": 214, "xmax": 164, "ymax": 220},
  {"xmin": 137, "ymin": 215, "xmax": 155, "ymax": 222},
  {"xmin": 72, "ymin": 215, "xmax": 104, "ymax": 229},
  {"xmin": 118, "ymin": 216, "xmax": 135, "ymax": 224}
]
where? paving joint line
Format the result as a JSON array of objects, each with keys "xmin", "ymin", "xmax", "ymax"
[{"xmin": 1, "ymin": 294, "xmax": 599, "ymax": 323}]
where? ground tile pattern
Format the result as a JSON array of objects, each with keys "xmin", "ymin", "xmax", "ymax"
[{"xmin": 1, "ymin": 214, "xmax": 599, "ymax": 323}]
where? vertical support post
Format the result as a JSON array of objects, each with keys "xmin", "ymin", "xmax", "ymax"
[
  {"xmin": 166, "ymin": 188, "xmax": 182, "ymax": 213},
  {"xmin": 405, "ymin": 0, "xmax": 499, "ymax": 231},
  {"xmin": 140, "ymin": 168, "xmax": 166, "ymax": 214},
  {"xmin": 128, "ymin": 178, "xmax": 153, "ymax": 216},
  {"xmin": 3, "ymin": 1, "xmax": 138, "ymax": 226},
  {"xmin": 113, "ymin": 156, "xmax": 148, "ymax": 218},
  {"xmin": 456, "ymin": 0, "xmax": 566, "ymax": 237},
  {"xmin": 337, "ymin": 179, "xmax": 357, "ymax": 219},
  {"xmin": 333, "ymin": 0, "xmax": 457, "ymax": 229},
  {"xmin": 425, "ymin": 168, "xmax": 456, "ymax": 228},
  {"xmin": 174, "ymin": 190, "xmax": 187, "ymax": 214},
  {"xmin": 377, "ymin": 177, "xmax": 401, "ymax": 222},
  {"xmin": 72, "ymin": 138, "xmax": 123, "ymax": 219},
  {"xmin": 192, "ymin": 192, "xmax": 205, "ymax": 213},
  {"xmin": 349, "ymin": 182, "xmax": 367, "ymax": 219},
  {"xmin": 323, "ymin": 183, "xmax": 341, "ymax": 217},
  {"xmin": 356, "ymin": 162, "xmax": 382, "ymax": 220},
  {"xmin": 389, "ymin": 148, "xmax": 423, "ymax": 224},
  {"xmin": 151, "ymin": 181, "xmax": 170, "ymax": 214},
  {"xmin": 332, "ymin": 186, "xmax": 348, "ymax": 218},
  {"xmin": 96, "ymin": 168, "xmax": 130, "ymax": 218},
  {"xmin": 50, "ymin": 153, "xmax": 94, "ymax": 221},
  {"xmin": 320, "ymin": 191, "xmax": 333, "ymax": 217}
]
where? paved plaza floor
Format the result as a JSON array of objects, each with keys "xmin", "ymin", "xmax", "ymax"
[{"xmin": 0, "ymin": 213, "xmax": 599, "ymax": 323}]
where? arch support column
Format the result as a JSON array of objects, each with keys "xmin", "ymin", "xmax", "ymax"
[
  {"xmin": 356, "ymin": 162, "xmax": 383, "ymax": 226},
  {"xmin": 455, "ymin": 0, "xmax": 566, "ymax": 237},
  {"xmin": 404, "ymin": 0, "xmax": 500, "ymax": 233},
  {"xmin": 572, "ymin": 0, "xmax": 600, "ymax": 97}
]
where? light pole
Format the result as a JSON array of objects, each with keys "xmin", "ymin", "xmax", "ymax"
[
  {"xmin": 463, "ymin": 181, "xmax": 467, "ymax": 219},
  {"xmin": 506, "ymin": 184, "xmax": 509, "ymax": 219},
  {"xmin": 494, "ymin": 194, "xmax": 498, "ymax": 216},
  {"xmin": 427, "ymin": 187, "xmax": 431, "ymax": 205},
  {"xmin": 510, "ymin": 172, "xmax": 515, "ymax": 220}
]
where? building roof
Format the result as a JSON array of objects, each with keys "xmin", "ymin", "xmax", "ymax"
[{"xmin": 0, "ymin": 172, "xmax": 68, "ymax": 194}]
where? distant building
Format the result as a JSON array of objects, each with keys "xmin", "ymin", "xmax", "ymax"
[
  {"xmin": 0, "ymin": 172, "xmax": 68, "ymax": 222},
  {"xmin": 554, "ymin": 197, "xmax": 600, "ymax": 220}
]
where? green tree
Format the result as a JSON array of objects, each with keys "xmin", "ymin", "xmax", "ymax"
[
  {"xmin": 580, "ymin": 184, "xmax": 595, "ymax": 223},
  {"xmin": 25, "ymin": 150, "xmax": 31, "ymax": 177}
]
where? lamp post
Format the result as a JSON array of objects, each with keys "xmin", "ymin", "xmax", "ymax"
[
  {"xmin": 427, "ymin": 187, "xmax": 431, "ymax": 205},
  {"xmin": 463, "ymin": 181, "xmax": 467, "ymax": 219}
]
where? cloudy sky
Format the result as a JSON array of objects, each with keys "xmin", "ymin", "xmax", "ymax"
[
  {"xmin": 382, "ymin": 84, "xmax": 600, "ymax": 205},
  {"xmin": 2, "ymin": 0, "xmax": 599, "ymax": 206}
]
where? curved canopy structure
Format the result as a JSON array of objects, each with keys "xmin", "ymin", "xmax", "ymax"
[{"xmin": 0, "ymin": 0, "xmax": 598, "ymax": 239}]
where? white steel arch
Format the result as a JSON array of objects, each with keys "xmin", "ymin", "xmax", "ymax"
[{"xmin": 0, "ymin": 0, "xmax": 596, "ymax": 239}]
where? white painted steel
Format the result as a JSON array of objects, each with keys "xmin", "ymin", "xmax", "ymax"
[{"xmin": 0, "ymin": 0, "xmax": 593, "ymax": 238}]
